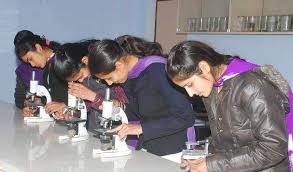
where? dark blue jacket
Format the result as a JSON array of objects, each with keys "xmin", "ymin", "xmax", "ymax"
[{"xmin": 123, "ymin": 63, "xmax": 195, "ymax": 156}]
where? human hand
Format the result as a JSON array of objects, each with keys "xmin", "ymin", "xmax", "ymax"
[
  {"xmin": 98, "ymin": 99, "xmax": 123, "ymax": 110},
  {"xmin": 68, "ymin": 82, "xmax": 96, "ymax": 101},
  {"xmin": 54, "ymin": 111, "xmax": 72, "ymax": 121},
  {"xmin": 44, "ymin": 102, "xmax": 65, "ymax": 114},
  {"xmin": 0, "ymin": 169, "xmax": 7, "ymax": 172},
  {"xmin": 22, "ymin": 107, "xmax": 34, "ymax": 117},
  {"xmin": 107, "ymin": 123, "xmax": 143, "ymax": 139},
  {"xmin": 180, "ymin": 158, "xmax": 208, "ymax": 172}
]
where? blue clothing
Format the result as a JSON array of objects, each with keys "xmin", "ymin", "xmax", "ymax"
[{"xmin": 123, "ymin": 63, "xmax": 195, "ymax": 156}]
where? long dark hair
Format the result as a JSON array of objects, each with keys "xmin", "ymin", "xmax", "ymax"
[
  {"xmin": 14, "ymin": 30, "xmax": 60, "ymax": 58},
  {"xmin": 115, "ymin": 35, "xmax": 163, "ymax": 57},
  {"xmin": 54, "ymin": 40, "xmax": 99, "ymax": 81},
  {"xmin": 88, "ymin": 35, "xmax": 163, "ymax": 75},
  {"xmin": 166, "ymin": 41, "xmax": 232, "ymax": 81}
]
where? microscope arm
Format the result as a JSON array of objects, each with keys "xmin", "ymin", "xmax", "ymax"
[
  {"xmin": 112, "ymin": 107, "xmax": 129, "ymax": 124},
  {"xmin": 35, "ymin": 85, "xmax": 52, "ymax": 103}
]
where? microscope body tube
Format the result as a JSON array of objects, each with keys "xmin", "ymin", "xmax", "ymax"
[
  {"xmin": 68, "ymin": 94, "xmax": 77, "ymax": 108},
  {"xmin": 102, "ymin": 88, "xmax": 113, "ymax": 119},
  {"xmin": 24, "ymin": 71, "xmax": 54, "ymax": 122}
]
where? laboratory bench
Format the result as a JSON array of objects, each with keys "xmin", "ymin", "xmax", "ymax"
[{"xmin": 0, "ymin": 101, "xmax": 181, "ymax": 172}]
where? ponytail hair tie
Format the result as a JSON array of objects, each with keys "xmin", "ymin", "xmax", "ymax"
[{"xmin": 45, "ymin": 39, "xmax": 51, "ymax": 46}]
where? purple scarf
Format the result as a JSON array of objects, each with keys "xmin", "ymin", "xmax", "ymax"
[
  {"xmin": 287, "ymin": 90, "xmax": 293, "ymax": 171},
  {"xmin": 214, "ymin": 57, "xmax": 259, "ymax": 87},
  {"xmin": 127, "ymin": 55, "xmax": 196, "ymax": 143},
  {"xmin": 128, "ymin": 55, "xmax": 167, "ymax": 79},
  {"xmin": 15, "ymin": 63, "xmax": 43, "ymax": 87},
  {"xmin": 216, "ymin": 57, "xmax": 293, "ymax": 171}
]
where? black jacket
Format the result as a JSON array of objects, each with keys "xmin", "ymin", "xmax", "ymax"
[
  {"xmin": 43, "ymin": 60, "xmax": 68, "ymax": 104},
  {"xmin": 204, "ymin": 69, "xmax": 289, "ymax": 172},
  {"xmin": 14, "ymin": 75, "xmax": 27, "ymax": 109},
  {"xmin": 123, "ymin": 63, "xmax": 195, "ymax": 156}
]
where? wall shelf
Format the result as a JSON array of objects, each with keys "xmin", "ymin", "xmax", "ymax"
[
  {"xmin": 176, "ymin": 32, "xmax": 293, "ymax": 35},
  {"xmin": 177, "ymin": 0, "xmax": 293, "ymax": 35}
]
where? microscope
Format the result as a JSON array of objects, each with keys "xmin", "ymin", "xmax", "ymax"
[
  {"xmin": 93, "ymin": 88, "xmax": 131, "ymax": 158},
  {"xmin": 181, "ymin": 139, "xmax": 209, "ymax": 160},
  {"xmin": 58, "ymin": 94, "xmax": 89, "ymax": 142},
  {"xmin": 24, "ymin": 71, "xmax": 54, "ymax": 123}
]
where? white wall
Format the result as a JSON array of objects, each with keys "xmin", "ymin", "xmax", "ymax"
[
  {"xmin": 0, "ymin": 0, "xmax": 156, "ymax": 103},
  {"xmin": 188, "ymin": 34, "xmax": 293, "ymax": 87}
]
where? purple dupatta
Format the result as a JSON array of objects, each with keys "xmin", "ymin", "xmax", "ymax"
[
  {"xmin": 215, "ymin": 57, "xmax": 293, "ymax": 171},
  {"xmin": 15, "ymin": 63, "xmax": 43, "ymax": 87},
  {"xmin": 214, "ymin": 57, "xmax": 259, "ymax": 87},
  {"xmin": 128, "ymin": 55, "xmax": 167, "ymax": 79},
  {"xmin": 288, "ymin": 90, "xmax": 293, "ymax": 171}
]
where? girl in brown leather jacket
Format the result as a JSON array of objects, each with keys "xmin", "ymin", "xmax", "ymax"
[{"xmin": 166, "ymin": 41, "xmax": 291, "ymax": 172}]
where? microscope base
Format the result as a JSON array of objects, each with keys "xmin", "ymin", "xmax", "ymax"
[
  {"xmin": 92, "ymin": 148, "xmax": 131, "ymax": 158},
  {"xmin": 24, "ymin": 117, "xmax": 54, "ymax": 123},
  {"xmin": 71, "ymin": 134, "xmax": 89, "ymax": 142},
  {"xmin": 58, "ymin": 134, "xmax": 89, "ymax": 143},
  {"xmin": 181, "ymin": 149, "xmax": 207, "ymax": 160}
]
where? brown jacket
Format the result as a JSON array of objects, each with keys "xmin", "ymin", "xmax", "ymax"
[{"xmin": 204, "ymin": 69, "xmax": 289, "ymax": 172}]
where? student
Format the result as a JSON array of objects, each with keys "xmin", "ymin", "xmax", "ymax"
[
  {"xmin": 53, "ymin": 41, "xmax": 128, "ymax": 131},
  {"xmin": 87, "ymin": 35, "xmax": 195, "ymax": 158},
  {"xmin": 14, "ymin": 30, "xmax": 67, "ymax": 116},
  {"xmin": 14, "ymin": 30, "xmax": 44, "ymax": 110},
  {"xmin": 166, "ymin": 40, "xmax": 290, "ymax": 172}
]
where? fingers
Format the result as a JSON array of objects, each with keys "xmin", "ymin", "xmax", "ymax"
[
  {"xmin": 54, "ymin": 111, "xmax": 65, "ymax": 120},
  {"xmin": 184, "ymin": 159, "xmax": 206, "ymax": 172},
  {"xmin": 180, "ymin": 159, "xmax": 189, "ymax": 171},
  {"xmin": 68, "ymin": 83, "xmax": 86, "ymax": 98},
  {"xmin": 180, "ymin": 159, "xmax": 188, "ymax": 168},
  {"xmin": 117, "ymin": 124, "xmax": 129, "ymax": 139},
  {"xmin": 45, "ymin": 102, "xmax": 65, "ymax": 114},
  {"xmin": 22, "ymin": 107, "xmax": 33, "ymax": 117},
  {"xmin": 107, "ymin": 124, "xmax": 141, "ymax": 139},
  {"xmin": 107, "ymin": 124, "xmax": 123, "ymax": 133},
  {"xmin": 64, "ymin": 112, "xmax": 73, "ymax": 121},
  {"xmin": 68, "ymin": 82, "xmax": 84, "ymax": 92},
  {"xmin": 187, "ymin": 159, "xmax": 203, "ymax": 165},
  {"xmin": 45, "ymin": 104, "xmax": 55, "ymax": 114}
]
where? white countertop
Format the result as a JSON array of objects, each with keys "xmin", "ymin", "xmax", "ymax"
[{"xmin": 0, "ymin": 101, "xmax": 181, "ymax": 172}]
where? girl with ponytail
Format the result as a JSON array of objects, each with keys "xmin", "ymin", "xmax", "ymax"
[
  {"xmin": 88, "ymin": 35, "xmax": 195, "ymax": 160},
  {"xmin": 14, "ymin": 30, "xmax": 67, "ymax": 117}
]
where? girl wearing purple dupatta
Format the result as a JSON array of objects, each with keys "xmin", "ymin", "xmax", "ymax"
[
  {"xmin": 167, "ymin": 41, "xmax": 290, "ymax": 172},
  {"xmin": 88, "ymin": 35, "xmax": 196, "ymax": 161},
  {"xmin": 14, "ymin": 30, "xmax": 67, "ymax": 117}
]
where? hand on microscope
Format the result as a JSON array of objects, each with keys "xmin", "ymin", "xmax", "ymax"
[
  {"xmin": 22, "ymin": 107, "xmax": 35, "ymax": 117},
  {"xmin": 22, "ymin": 97, "xmax": 42, "ymax": 117},
  {"xmin": 180, "ymin": 158, "xmax": 207, "ymax": 172},
  {"xmin": 54, "ymin": 110, "xmax": 72, "ymax": 120},
  {"xmin": 44, "ymin": 101, "xmax": 65, "ymax": 115},
  {"xmin": 68, "ymin": 82, "xmax": 96, "ymax": 101},
  {"xmin": 107, "ymin": 123, "xmax": 143, "ymax": 139}
]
